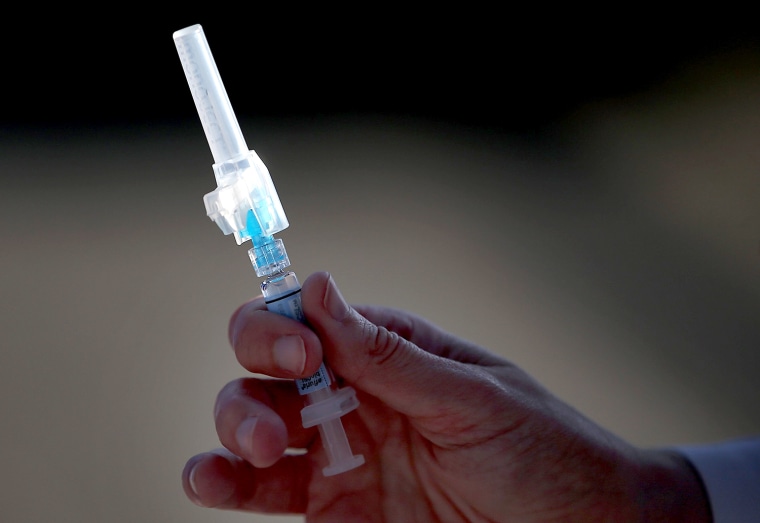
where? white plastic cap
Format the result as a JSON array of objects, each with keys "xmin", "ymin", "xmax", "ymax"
[
  {"xmin": 173, "ymin": 24, "xmax": 288, "ymax": 245},
  {"xmin": 203, "ymin": 149, "xmax": 289, "ymax": 245}
]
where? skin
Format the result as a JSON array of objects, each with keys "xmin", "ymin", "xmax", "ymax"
[{"xmin": 183, "ymin": 271, "xmax": 712, "ymax": 522}]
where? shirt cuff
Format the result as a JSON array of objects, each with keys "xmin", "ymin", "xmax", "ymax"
[{"xmin": 675, "ymin": 437, "xmax": 760, "ymax": 523}]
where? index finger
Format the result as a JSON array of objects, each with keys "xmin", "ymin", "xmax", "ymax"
[
  {"xmin": 228, "ymin": 296, "xmax": 266, "ymax": 345},
  {"xmin": 229, "ymin": 296, "xmax": 325, "ymax": 379}
]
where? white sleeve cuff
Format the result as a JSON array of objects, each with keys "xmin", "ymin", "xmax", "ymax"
[{"xmin": 675, "ymin": 437, "xmax": 760, "ymax": 523}]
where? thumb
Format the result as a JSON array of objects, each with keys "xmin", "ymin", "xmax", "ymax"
[{"xmin": 300, "ymin": 272, "xmax": 490, "ymax": 420}]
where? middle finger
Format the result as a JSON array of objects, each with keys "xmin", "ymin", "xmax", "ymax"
[{"xmin": 215, "ymin": 377, "xmax": 318, "ymax": 468}]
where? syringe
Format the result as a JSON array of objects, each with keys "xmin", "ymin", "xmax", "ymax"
[{"xmin": 173, "ymin": 24, "xmax": 364, "ymax": 476}]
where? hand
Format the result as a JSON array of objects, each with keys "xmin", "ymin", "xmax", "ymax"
[{"xmin": 182, "ymin": 272, "xmax": 711, "ymax": 522}]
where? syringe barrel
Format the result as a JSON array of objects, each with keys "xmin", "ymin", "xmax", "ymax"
[
  {"xmin": 260, "ymin": 270, "xmax": 364, "ymax": 476},
  {"xmin": 261, "ymin": 271, "xmax": 339, "ymax": 396},
  {"xmin": 173, "ymin": 24, "xmax": 248, "ymax": 165}
]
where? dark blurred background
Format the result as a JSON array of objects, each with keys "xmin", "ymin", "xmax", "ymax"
[
  {"xmin": 4, "ymin": 10, "xmax": 758, "ymax": 131},
  {"xmin": 2, "ymin": 9, "xmax": 759, "ymax": 523}
]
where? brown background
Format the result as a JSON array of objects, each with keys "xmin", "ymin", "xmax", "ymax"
[{"xmin": 1, "ymin": 14, "xmax": 759, "ymax": 523}]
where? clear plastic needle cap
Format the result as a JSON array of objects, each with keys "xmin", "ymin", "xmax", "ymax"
[{"xmin": 173, "ymin": 24, "xmax": 288, "ymax": 245}]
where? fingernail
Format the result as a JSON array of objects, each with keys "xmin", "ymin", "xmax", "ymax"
[
  {"xmin": 324, "ymin": 274, "xmax": 350, "ymax": 321},
  {"xmin": 273, "ymin": 335, "xmax": 306, "ymax": 375},
  {"xmin": 235, "ymin": 417, "xmax": 259, "ymax": 461},
  {"xmin": 185, "ymin": 460, "xmax": 204, "ymax": 506}
]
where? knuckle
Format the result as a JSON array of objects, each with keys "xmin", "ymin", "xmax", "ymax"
[
  {"xmin": 364, "ymin": 322, "xmax": 407, "ymax": 367},
  {"xmin": 213, "ymin": 378, "xmax": 246, "ymax": 419}
]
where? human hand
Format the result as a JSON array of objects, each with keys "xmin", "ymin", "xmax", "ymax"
[{"xmin": 182, "ymin": 271, "xmax": 711, "ymax": 522}]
